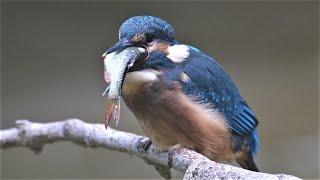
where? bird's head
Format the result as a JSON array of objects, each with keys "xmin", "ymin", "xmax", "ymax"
[
  {"xmin": 102, "ymin": 16, "xmax": 175, "ymax": 128},
  {"xmin": 105, "ymin": 15, "xmax": 174, "ymax": 56}
]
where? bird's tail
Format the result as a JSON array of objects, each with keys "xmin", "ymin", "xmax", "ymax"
[
  {"xmin": 236, "ymin": 151, "xmax": 259, "ymax": 172},
  {"xmin": 236, "ymin": 130, "xmax": 260, "ymax": 172}
]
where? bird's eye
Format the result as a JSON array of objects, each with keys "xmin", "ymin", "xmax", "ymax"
[{"xmin": 146, "ymin": 34, "xmax": 155, "ymax": 43}]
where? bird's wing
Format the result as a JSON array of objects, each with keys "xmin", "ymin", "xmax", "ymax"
[{"xmin": 174, "ymin": 46, "xmax": 258, "ymax": 135}]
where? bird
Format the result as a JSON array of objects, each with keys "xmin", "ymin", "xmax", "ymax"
[{"xmin": 103, "ymin": 15, "xmax": 260, "ymax": 172}]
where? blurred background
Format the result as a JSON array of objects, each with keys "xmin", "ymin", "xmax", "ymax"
[{"xmin": 1, "ymin": 1, "xmax": 318, "ymax": 179}]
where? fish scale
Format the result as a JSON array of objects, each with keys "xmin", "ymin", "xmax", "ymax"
[{"xmin": 103, "ymin": 47, "xmax": 146, "ymax": 128}]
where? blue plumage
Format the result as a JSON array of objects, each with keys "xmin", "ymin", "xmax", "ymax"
[
  {"xmin": 180, "ymin": 46, "xmax": 259, "ymax": 153},
  {"xmin": 119, "ymin": 16, "xmax": 174, "ymax": 43},
  {"xmin": 132, "ymin": 43, "xmax": 259, "ymax": 154},
  {"xmin": 106, "ymin": 15, "xmax": 260, "ymax": 172},
  {"xmin": 250, "ymin": 130, "xmax": 259, "ymax": 154},
  {"xmin": 167, "ymin": 46, "xmax": 258, "ymax": 134}
]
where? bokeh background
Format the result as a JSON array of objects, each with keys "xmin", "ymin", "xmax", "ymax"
[{"xmin": 1, "ymin": 1, "xmax": 319, "ymax": 179}]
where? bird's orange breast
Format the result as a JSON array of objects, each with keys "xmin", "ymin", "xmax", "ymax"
[{"xmin": 122, "ymin": 70, "xmax": 234, "ymax": 161}]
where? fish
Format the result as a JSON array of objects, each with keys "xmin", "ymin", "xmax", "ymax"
[{"xmin": 102, "ymin": 47, "xmax": 147, "ymax": 128}]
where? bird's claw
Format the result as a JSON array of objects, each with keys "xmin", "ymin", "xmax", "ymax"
[{"xmin": 137, "ymin": 138, "xmax": 152, "ymax": 154}]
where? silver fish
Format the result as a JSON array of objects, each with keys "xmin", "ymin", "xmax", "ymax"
[{"xmin": 103, "ymin": 47, "xmax": 146, "ymax": 128}]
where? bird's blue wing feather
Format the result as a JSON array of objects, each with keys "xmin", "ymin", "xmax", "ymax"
[{"xmin": 176, "ymin": 46, "xmax": 258, "ymax": 135}]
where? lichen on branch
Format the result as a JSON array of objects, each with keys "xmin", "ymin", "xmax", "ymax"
[{"xmin": 0, "ymin": 119, "xmax": 300, "ymax": 180}]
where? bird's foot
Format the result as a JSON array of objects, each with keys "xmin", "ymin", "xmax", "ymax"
[
  {"xmin": 137, "ymin": 137, "xmax": 152, "ymax": 154},
  {"xmin": 137, "ymin": 138, "xmax": 172, "ymax": 179},
  {"xmin": 168, "ymin": 144, "xmax": 183, "ymax": 168}
]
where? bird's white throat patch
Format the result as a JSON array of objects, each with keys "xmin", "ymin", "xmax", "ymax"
[{"xmin": 167, "ymin": 45, "xmax": 190, "ymax": 63}]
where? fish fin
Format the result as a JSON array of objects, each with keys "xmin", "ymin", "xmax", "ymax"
[{"xmin": 105, "ymin": 97, "xmax": 121, "ymax": 129}]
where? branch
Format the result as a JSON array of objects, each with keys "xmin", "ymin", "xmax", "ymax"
[{"xmin": 0, "ymin": 119, "xmax": 300, "ymax": 180}]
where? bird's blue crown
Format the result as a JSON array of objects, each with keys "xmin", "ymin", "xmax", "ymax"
[{"xmin": 119, "ymin": 16, "xmax": 174, "ymax": 42}]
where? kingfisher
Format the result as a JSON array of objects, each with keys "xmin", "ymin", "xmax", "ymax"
[{"xmin": 102, "ymin": 16, "xmax": 259, "ymax": 172}]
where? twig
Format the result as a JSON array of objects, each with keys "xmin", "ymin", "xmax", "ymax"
[{"xmin": 0, "ymin": 119, "xmax": 301, "ymax": 180}]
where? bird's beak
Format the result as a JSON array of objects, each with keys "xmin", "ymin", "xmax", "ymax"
[
  {"xmin": 105, "ymin": 38, "xmax": 132, "ymax": 54},
  {"xmin": 102, "ymin": 38, "xmax": 148, "ymax": 84},
  {"xmin": 102, "ymin": 42, "xmax": 147, "ymax": 129}
]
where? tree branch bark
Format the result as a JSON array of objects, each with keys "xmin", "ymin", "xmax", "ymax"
[{"xmin": 0, "ymin": 119, "xmax": 300, "ymax": 180}]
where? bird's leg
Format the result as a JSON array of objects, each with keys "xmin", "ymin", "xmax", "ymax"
[
  {"xmin": 137, "ymin": 138, "xmax": 172, "ymax": 179},
  {"xmin": 167, "ymin": 144, "xmax": 183, "ymax": 168},
  {"xmin": 137, "ymin": 137, "xmax": 153, "ymax": 154}
]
